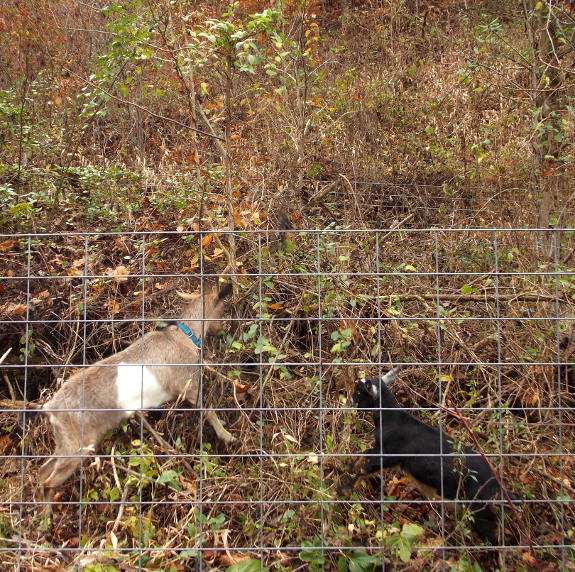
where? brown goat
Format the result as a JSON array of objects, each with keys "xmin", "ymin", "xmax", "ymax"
[{"xmin": 33, "ymin": 281, "xmax": 234, "ymax": 514}]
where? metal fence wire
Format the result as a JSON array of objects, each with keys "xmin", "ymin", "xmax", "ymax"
[{"xmin": 0, "ymin": 227, "xmax": 574, "ymax": 571}]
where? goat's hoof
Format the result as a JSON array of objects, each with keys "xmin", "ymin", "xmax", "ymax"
[
  {"xmin": 336, "ymin": 484, "xmax": 353, "ymax": 497},
  {"xmin": 222, "ymin": 432, "xmax": 237, "ymax": 445},
  {"xmin": 347, "ymin": 456, "xmax": 367, "ymax": 472}
]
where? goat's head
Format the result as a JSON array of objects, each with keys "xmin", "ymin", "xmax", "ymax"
[
  {"xmin": 349, "ymin": 377, "xmax": 381, "ymax": 408},
  {"xmin": 178, "ymin": 280, "xmax": 233, "ymax": 337},
  {"xmin": 348, "ymin": 365, "xmax": 403, "ymax": 409}
]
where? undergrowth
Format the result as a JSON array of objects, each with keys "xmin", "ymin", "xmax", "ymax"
[{"xmin": 1, "ymin": 0, "xmax": 575, "ymax": 570}]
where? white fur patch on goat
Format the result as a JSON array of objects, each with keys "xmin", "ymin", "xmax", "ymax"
[
  {"xmin": 115, "ymin": 362, "xmax": 172, "ymax": 413},
  {"xmin": 366, "ymin": 381, "xmax": 379, "ymax": 399}
]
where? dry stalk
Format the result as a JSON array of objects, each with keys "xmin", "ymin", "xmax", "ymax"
[
  {"xmin": 135, "ymin": 412, "xmax": 198, "ymax": 480},
  {"xmin": 391, "ymin": 292, "xmax": 567, "ymax": 303}
]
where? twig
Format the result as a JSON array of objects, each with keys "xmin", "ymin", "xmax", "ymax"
[
  {"xmin": 104, "ymin": 460, "xmax": 189, "ymax": 496},
  {"xmin": 116, "ymin": 281, "xmax": 178, "ymax": 314},
  {"xmin": 134, "ymin": 412, "xmax": 198, "ymax": 480},
  {"xmin": 561, "ymin": 247, "xmax": 574, "ymax": 266},
  {"xmin": 3, "ymin": 374, "xmax": 16, "ymax": 402},
  {"xmin": 378, "ymin": 213, "xmax": 414, "ymax": 241},
  {"xmin": 390, "ymin": 292, "xmax": 565, "ymax": 303},
  {"xmin": 339, "ymin": 173, "xmax": 363, "ymax": 219},
  {"xmin": 440, "ymin": 404, "xmax": 542, "ymax": 572},
  {"xmin": 305, "ymin": 180, "xmax": 338, "ymax": 205},
  {"xmin": 109, "ymin": 439, "xmax": 128, "ymax": 533},
  {"xmin": 213, "ymin": 233, "xmax": 234, "ymax": 276},
  {"xmin": 0, "ymin": 347, "xmax": 11, "ymax": 365},
  {"xmin": 508, "ymin": 457, "xmax": 575, "ymax": 496},
  {"xmin": 74, "ymin": 74, "xmax": 224, "ymax": 142}
]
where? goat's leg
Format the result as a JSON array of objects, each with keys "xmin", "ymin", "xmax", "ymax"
[
  {"xmin": 337, "ymin": 453, "xmax": 383, "ymax": 495},
  {"xmin": 345, "ymin": 446, "xmax": 379, "ymax": 473},
  {"xmin": 337, "ymin": 472, "xmax": 371, "ymax": 495},
  {"xmin": 38, "ymin": 454, "xmax": 82, "ymax": 516},
  {"xmin": 204, "ymin": 411, "xmax": 235, "ymax": 444},
  {"xmin": 183, "ymin": 384, "xmax": 236, "ymax": 445},
  {"xmin": 468, "ymin": 501, "xmax": 498, "ymax": 545},
  {"xmin": 346, "ymin": 455, "xmax": 367, "ymax": 473}
]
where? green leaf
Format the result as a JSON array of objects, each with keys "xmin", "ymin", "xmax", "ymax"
[
  {"xmin": 254, "ymin": 335, "xmax": 269, "ymax": 354},
  {"xmin": 180, "ymin": 549, "xmax": 198, "ymax": 558},
  {"xmin": 157, "ymin": 469, "xmax": 181, "ymax": 489},
  {"xmin": 208, "ymin": 512, "xmax": 226, "ymax": 530},
  {"xmin": 461, "ymin": 284, "xmax": 480, "ymax": 295},
  {"xmin": 227, "ymin": 560, "xmax": 267, "ymax": 572},
  {"xmin": 337, "ymin": 556, "xmax": 348, "ymax": 572},
  {"xmin": 348, "ymin": 550, "xmax": 380, "ymax": 572},
  {"xmin": 402, "ymin": 523, "xmax": 424, "ymax": 538},
  {"xmin": 397, "ymin": 535, "xmax": 411, "ymax": 562}
]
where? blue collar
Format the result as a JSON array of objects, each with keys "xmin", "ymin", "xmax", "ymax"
[{"xmin": 177, "ymin": 323, "xmax": 201, "ymax": 348}]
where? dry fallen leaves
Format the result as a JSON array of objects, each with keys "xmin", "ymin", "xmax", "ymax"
[
  {"xmin": 0, "ymin": 435, "xmax": 12, "ymax": 455},
  {"xmin": 204, "ymin": 247, "xmax": 223, "ymax": 261},
  {"xmin": 179, "ymin": 475, "xmax": 197, "ymax": 493},
  {"xmin": 202, "ymin": 234, "xmax": 213, "ymax": 247},
  {"xmin": 522, "ymin": 551, "xmax": 537, "ymax": 566},
  {"xmin": 1, "ymin": 302, "xmax": 27, "ymax": 317},
  {"xmin": 108, "ymin": 265, "xmax": 130, "ymax": 283},
  {"xmin": 0, "ymin": 239, "xmax": 17, "ymax": 251},
  {"xmin": 31, "ymin": 290, "xmax": 50, "ymax": 305},
  {"xmin": 233, "ymin": 379, "xmax": 252, "ymax": 394},
  {"xmin": 522, "ymin": 387, "xmax": 540, "ymax": 407}
]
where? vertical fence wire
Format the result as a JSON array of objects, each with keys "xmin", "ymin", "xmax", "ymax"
[{"xmin": 553, "ymin": 229, "xmax": 567, "ymax": 571}]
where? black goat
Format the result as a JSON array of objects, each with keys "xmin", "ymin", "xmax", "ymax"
[{"xmin": 338, "ymin": 366, "xmax": 520, "ymax": 544}]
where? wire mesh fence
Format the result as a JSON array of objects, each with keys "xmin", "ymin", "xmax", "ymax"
[
  {"xmin": 0, "ymin": 227, "xmax": 574, "ymax": 571},
  {"xmin": 300, "ymin": 181, "xmax": 532, "ymax": 228}
]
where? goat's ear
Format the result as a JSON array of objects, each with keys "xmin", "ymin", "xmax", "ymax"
[
  {"xmin": 365, "ymin": 379, "xmax": 379, "ymax": 399},
  {"xmin": 177, "ymin": 290, "xmax": 201, "ymax": 301},
  {"xmin": 217, "ymin": 280, "xmax": 233, "ymax": 301}
]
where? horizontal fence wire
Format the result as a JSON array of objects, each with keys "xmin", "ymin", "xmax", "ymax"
[
  {"xmin": 0, "ymin": 227, "xmax": 574, "ymax": 571},
  {"xmin": 247, "ymin": 178, "xmax": 552, "ymax": 227}
]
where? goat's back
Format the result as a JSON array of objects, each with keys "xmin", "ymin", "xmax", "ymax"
[
  {"xmin": 377, "ymin": 407, "xmax": 504, "ymax": 502},
  {"xmin": 45, "ymin": 327, "xmax": 203, "ymax": 415}
]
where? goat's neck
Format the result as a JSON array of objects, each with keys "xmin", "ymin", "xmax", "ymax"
[
  {"xmin": 177, "ymin": 322, "xmax": 202, "ymax": 347},
  {"xmin": 178, "ymin": 304, "xmax": 206, "ymax": 340}
]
